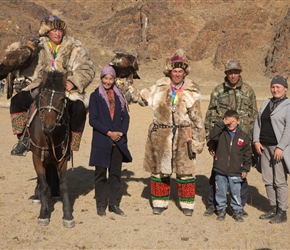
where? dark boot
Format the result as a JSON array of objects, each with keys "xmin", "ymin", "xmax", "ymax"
[
  {"xmin": 152, "ymin": 207, "xmax": 167, "ymax": 215},
  {"xmin": 233, "ymin": 211, "xmax": 244, "ymax": 222},
  {"xmin": 269, "ymin": 209, "xmax": 287, "ymax": 224},
  {"xmin": 97, "ymin": 207, "xmax": 106, "ymax": 217},
  {"xmin": 241, "ymin": 209, "xmax": 248, "ymax": 217},
  {"xmin": 259, "ymin": 206, "xmax": 277, "ymax": 220},
  {"xmin": 216, "ymin": 209, "xmax": 226, "ymax": 221},
  {"xmin": 182, "ymin": 208, "xmax": 193, "ymax": 216},
  {"xmin": 108, "ymin": 205, "xmax": 124, "ymax": 216},
  {"xmin": 11, "ymin": 133, "xmax": 29, "ymax": 156},
  {"xmin": 203, "ymin": 206, "xmax": 215, "ymax": 216}
]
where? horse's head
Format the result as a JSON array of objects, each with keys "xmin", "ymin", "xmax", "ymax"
[{"xmin": 38, "ymin": 71, "xmax": 68, "ymax": 135}]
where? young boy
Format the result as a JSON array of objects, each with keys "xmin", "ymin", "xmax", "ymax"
[{"xmin": 209, "ymin": 110, "xmax": 252, "ymax": 222}]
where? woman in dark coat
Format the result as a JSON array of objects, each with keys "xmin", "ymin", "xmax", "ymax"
[{"xmin": 89, "ymin": 65, "xmax": 132, "ymax": 216}]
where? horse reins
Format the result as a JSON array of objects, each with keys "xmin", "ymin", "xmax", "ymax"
[
  {"xmin": 38, "ymin": 88, "xmax": 67, "ymax": 129},
  {"xmin": 31, "ymin": 88, "xmax": 70, "ymax": 162}
]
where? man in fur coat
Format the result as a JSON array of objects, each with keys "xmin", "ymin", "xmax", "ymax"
[
  {"xmin": 126, "ymin": 49, "xmax": 205, "ymax": 216},
  {"xmin": 9, "ymin": 15, "xmax": 95, "ymax": 156}
]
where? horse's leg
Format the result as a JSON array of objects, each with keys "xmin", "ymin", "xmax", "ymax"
[
  {"xmin": 46, "ymin": 163, "xmax": 60, "ymax": 198},
  {"xmin": 58, "ymin": 161, "xmax": 75, "ymax": 228},
  {"xmin": 32, "ymin": 155, "xmax": 50, "ymax": 226}
]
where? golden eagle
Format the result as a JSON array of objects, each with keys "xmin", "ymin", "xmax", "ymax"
[
  {"xmin": 0, "ymin": 38, "xmax": 40, "ymax": 99},
  {"xmin": 109, "ymin": 52, "xmax": 140, "ymax": 84}
]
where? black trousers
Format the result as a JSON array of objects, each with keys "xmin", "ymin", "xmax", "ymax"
[
  {"xmin": 94, "ymin": 146, "xmax": 123, "ymax": 208},
  {"xmin": 10, "ymin": 90, "xmax": 33, "ymax": 113},
  {"xmin": 10, "ymin": 90, "xmax": 86, "ymax": 133},
  {"xmin": 207, "ymin": 169, "xmax": 248, "ymax": 208}
]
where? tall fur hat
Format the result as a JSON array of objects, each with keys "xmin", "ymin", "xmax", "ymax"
[
  {"xmin": 39, "ymin": 15, "xmax": 67, "ymax": 37},
  {"xmin": 163, "ymin": 48, "xmax": 190, "ymax": 77}
]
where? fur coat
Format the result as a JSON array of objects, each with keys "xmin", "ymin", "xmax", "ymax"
[
  {"xmin": 21, "ymin": 36, "xmax": 95, "ymax": 107},
  {"xmin": 130, "ymin": 77, "xmax": 205, "ymax": 175}
]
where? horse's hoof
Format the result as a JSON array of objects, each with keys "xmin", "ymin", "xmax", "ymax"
[
  {"xmin": 38, "ymin": 218, "xmax": 50, "ymax": 226},
  {"xmin": 63, "ymin": 219, "xmax": 75, "ymax": 228}
]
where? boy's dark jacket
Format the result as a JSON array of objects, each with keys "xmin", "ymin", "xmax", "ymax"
[{"xmin": 209, "ymin": 121, "xmax": 252, "ymax": 176}]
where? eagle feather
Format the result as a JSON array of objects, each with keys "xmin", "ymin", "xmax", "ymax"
[
  {"xmin": 109, "ymin": 52, "xmax": 140, "ymax": 85},
  {"xmin": 0, "ymin": 38, "xmax": 40, "ymax": 99}
]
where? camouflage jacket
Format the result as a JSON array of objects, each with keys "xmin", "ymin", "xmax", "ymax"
[{"xmin": 204, "ymin": 77, "xmax": 257, "ymax": 141}]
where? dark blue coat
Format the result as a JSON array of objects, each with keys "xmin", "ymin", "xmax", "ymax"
[{"xmin": 88, "ymin": 87, "xmax": 132, "ymax": 167}]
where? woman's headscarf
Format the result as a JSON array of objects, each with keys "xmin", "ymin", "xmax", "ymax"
[{"xmin": 98, "ymin": 65, "xmax": 126, "ymax": 111}]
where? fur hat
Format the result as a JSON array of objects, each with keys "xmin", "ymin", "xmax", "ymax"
[
  {"xmin": 100, "ymin": 65, "xmax": 116, "ymax": 79},
  {"xmin": 224, "ymin": 60, "xmax": 242, "ymax": 72},
  {"xmin": 39, "ymin": 16, "xmax": 67, "ymax": 37},
  {"xmin": 271, "ymin": 75, "xmax": 288, "ymax": 88},
  {"xmin": 163, "ymin": 49, "xmax": 190, "ymax": 77}
]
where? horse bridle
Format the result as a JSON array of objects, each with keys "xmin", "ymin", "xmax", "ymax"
[
  {"xmin": 38, "ymin": 88, "xmax": 67, "ymax": 130},
  {"xmin": 34, "ymin": 88, "xmax": 70, "ymax": 162}
]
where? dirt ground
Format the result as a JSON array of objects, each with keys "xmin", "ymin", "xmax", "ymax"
[{"xmin": 1, "ymin": 81, "xmax": 290, "ymax": 250}]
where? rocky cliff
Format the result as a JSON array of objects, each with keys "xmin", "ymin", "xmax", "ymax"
[{"xmin": 0, "ymin": 0, "xmax": 289, "ymax": 87}]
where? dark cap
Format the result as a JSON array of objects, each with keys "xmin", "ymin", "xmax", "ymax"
[{"xmin": 270, "ymin": 75, "xmax": 288, "ymax": 88}]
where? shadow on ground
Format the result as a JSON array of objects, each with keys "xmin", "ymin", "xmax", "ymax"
[{"xmin": 195, "ymin": 174, "xmax": 269, "ymax": 212}]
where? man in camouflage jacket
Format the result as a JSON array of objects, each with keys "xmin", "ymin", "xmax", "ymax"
[{"xmin": 204, "ymin": 60, "xmax": 258, "ymax": 217}]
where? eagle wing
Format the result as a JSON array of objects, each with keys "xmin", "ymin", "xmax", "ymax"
[
  {"xmin": 0, "ymin": 46, "xmax": 33, "ymax": 79},
  {"xmin": 0, "ymin": 39, "xmax": 39, "ymax": 99},
  {"xmin": 109, "ymin": 53, "xmax": 140, "ymax": 81}
]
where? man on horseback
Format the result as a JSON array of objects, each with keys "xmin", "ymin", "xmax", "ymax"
[{"xmin": 9, "ymin": 15, "xmax": 95, "ymax": 156}]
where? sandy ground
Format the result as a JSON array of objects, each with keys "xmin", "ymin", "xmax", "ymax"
[{"xmin": 1, "ymin": 84, "xmax": 290, "ymax": 250}]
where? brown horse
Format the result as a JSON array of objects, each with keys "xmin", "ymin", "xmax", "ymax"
[{"xmin": 28, "ymin": 71, "xmax": 74, "ymax": 228}]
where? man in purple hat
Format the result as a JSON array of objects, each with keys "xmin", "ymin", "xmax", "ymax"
[{"xmin": 125, "ymin": 49, "xmax": 205, "ymax": 216}]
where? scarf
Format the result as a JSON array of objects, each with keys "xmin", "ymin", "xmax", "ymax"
[
  {"xmin": 99, "ymin": 83, "xmax": 126, "ymax": 112},
  {"xmin": 170, "ymin": 81, "xmax": 183, "ymax": 105},
  {"xmin": 48, "ymin": 41, "xmax": 61, "ymax": 70},
  {"xmin": 270, "ymin": 95, "xmax": 287, "ymax": 112}
]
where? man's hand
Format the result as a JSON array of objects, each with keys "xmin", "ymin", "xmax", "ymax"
[{"xmin": 66, "ymin": 81, "xmax": 74, "ymax": 91}]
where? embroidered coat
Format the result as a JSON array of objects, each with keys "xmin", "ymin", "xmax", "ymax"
[
  {"xmin": 88, "ymin": 87, "xmax": 132, "ymax": 168},
  {"xmin": 129, "ymin": 77, "xmax": 205, "ymax": 175},
  {"xmin": 21, "ymin": 36, "xmax": 95, "ymax": 107}
]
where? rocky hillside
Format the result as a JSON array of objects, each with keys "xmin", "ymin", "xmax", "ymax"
[{"xmin": 0, "ymin": 0, "xmax": 290, "ymax": 90}]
